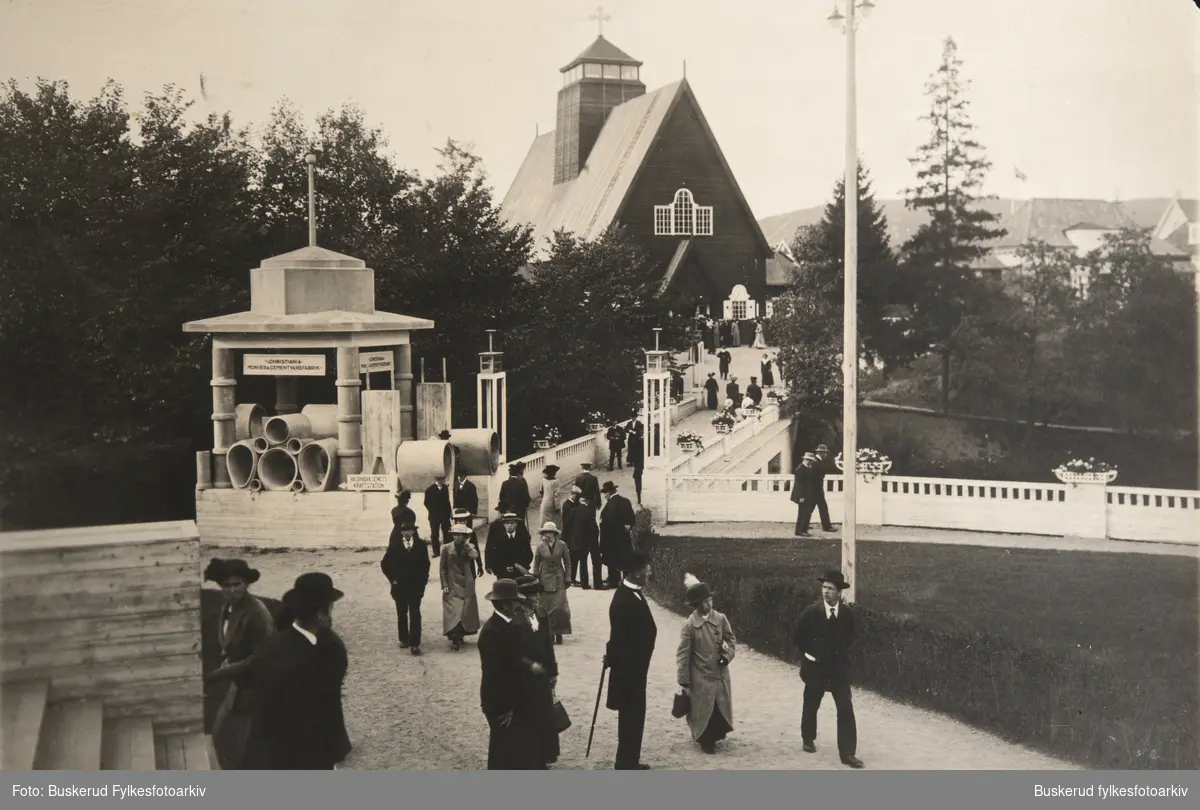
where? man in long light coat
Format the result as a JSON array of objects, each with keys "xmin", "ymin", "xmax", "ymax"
[{"xmin": 676, "ymin": 573, "xmax": 736, "ymax": 754}]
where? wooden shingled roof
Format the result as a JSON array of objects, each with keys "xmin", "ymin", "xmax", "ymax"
[
  {"xmin": 499, "ymin": 78, "xmax": 772, "ymax": 261},
  {"xmin": 562, "ymin": 35, "xmax": 643, "ymax": 70}
]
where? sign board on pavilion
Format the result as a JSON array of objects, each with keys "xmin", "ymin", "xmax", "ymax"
[
  {"xmin": 243, "ymin": 354, "xmax": 327, "ymax": 376},
  {"xmin": 359, "ymin": 351, "xmax": 394, "ymax": 374},
  {"xmin": 340, "ymin": 473, "xmax": 397, "ymax": 492}
]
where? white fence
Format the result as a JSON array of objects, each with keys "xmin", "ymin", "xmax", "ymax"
[{"xmin": 665, "ymin": 473, "xmax": 1200, "ymax": 546}]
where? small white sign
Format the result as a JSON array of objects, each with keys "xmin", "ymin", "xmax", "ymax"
[
  {"xmin": 243, "ymin": 354, "xmax": 326, "ymax": 376},
  {"xmin": 341, "ymin": 474, "xmax": 396, "ymax": 492},
  {"xmin": 359, "ymin": 351, "xmax": 394, "ymax": 374}
]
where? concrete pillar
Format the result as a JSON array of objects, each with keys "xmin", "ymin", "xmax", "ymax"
[
  {"xmin": 211, "ymin": 345, "xmax": 236, "ymax": 489},
  {"xmin": 856, "ymin": 473, "xmax": 884, "ymax": 526},
  {"xmin": 275, "ymin": 377, "xmax": 298, "ymax": 415},
  {"xmin": 395, "ymin": 344, "xmax": 414, "ymax": 440},
  {"xmin": 335, "ymin": 346, "xmax": 364, "ymax": 483}
]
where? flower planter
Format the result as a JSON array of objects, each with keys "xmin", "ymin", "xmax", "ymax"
[
  {"xmin": 834, "ymin": 459, "xmax": 892, "ymax": 475},
  {"xmin": 713, "ymin": 423, "xmax": 733, "ymax": 435},
  {"xmin": 1053, "ymin": 469, "xmax": 1117, "ymax": 484},
  {"xmin": 533, "ymin": 440, "xmax": 551, "ymax": 450},
  {"xmin": 677, "ymin": 441, "xmax": 701, "ymax": 453},
  {"xmin": 587, "ymin": 423, "xmax": 605, "ymax": 432}
]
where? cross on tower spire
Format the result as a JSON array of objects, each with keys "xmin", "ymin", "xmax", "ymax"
[{"xmin": 589, "ymin": 5, "xmax": 611, "ymax": 36}]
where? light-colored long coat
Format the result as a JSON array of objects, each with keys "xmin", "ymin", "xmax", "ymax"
[
  {"xmin": 676, "ymin": 608, "xmax": 736, "ymax": 742},
  {"xmin": 439, "ymin": 542, "xmax": 481, "ymax": 635},
  {"xmin": 531, "ymin": 536, "xmax": 572, "ymax": 635},
  {"xmin": 538, "ymin": 478, "xmax": 558, "ymax": 527}
]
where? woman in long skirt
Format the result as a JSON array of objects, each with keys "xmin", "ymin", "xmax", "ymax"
[
  {"xmin": 676, "ymin": 573, "xmax": 736, "ymax": 754},
  {"xmin": 538, "ymin": 465, "xmax": 560, "ymax": 527},
  {"xmin": 204, "ymin": 558, "xmax": 274, "ymax": 769},
  {"xmin": 514, "ymin": 575, "xmax": 561, "ymax": 767},
  {"xmin": 440, "ymin": 525, "xmax": 481, "ymax": 650},
  {"xmin": 752, "ymin": 319, "xmax": 767, "ymax": 349},
  {"xmin": 531, "ymin": 521, "xmax": 572, "ymax": 644},
  {"xmin": 760, "ymin": 354, "xmax": 775, "ymax": 388}
]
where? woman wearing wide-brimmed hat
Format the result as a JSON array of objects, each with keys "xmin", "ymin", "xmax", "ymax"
[
  {"xmin": 243, "ymin": 572, "xmax": 352, "ymax": 770},
  {"xmin": 537, "ymin": 464, "xmax": 560, "ymax": 527},
  {"xmin": 531, "ymin": 521, "xmax": 572, "ymax": 644},
  {"xmin": 440, "ymin": 524, "xmax": 481, "ymax": 651},
  {"xmin": 203, "ymin": 557, "xmax": 274, "ymax": 769},
  {"xmin": 676, "ymin": 573, "xmax": 737, "ymax": 755}
]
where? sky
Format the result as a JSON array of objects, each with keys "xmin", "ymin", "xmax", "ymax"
[{"xmin": 1, "ymin": 0, "xmax": 1197, "ymax": 219}]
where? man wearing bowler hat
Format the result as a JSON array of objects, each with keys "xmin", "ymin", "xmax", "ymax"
[
  {"xmin": 812, "ymin": 444, "xmax": 835, "ymax": 532},
  {"xmin": 381, "ymin": 520, "xmax": 431, "ymax": 656},
  {"xmin": 599, "ymin": 480, "xmax": 636, "ymax": 589},
  {"xmin": 792, "ymin": 570, "xmax": 863, "ymax": 768},
  {"xmin": 605, "ymin": 550, "xmax": 657, "ymax": 769},
  {"xmin": 790, "ymin": 453, "xmax": 819, "ymax": 536},
  {"xmin": 243, "ymin": 573, "xmax": 352, "ymax": 770},
  {"xmin": 477, "ymin": 579, "xmax": 546, "ymax": 769},
  {"xmin": 485, "ymin": 512, "xmax": 533, "ymax": 579}
]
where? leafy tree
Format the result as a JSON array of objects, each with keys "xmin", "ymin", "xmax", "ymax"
[
  {"xmin": 505, "ymin": 227, "xmax": 685, "ymax": 454},
  {"xmin": 900, "ymin": 37, "xmax": 1006, "ymax": 413},
  {"xmin": 770, "ymin": 264, "xmax": 843, "ymax": 417},
  {"xmin": 789, "ymin": 162, "xmax": 910, "ymax": 372}
]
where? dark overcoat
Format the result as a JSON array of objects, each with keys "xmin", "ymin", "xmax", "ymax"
[
  {"xmin": 599, "ymin": 493, "xmax": 636, "ymax": 567},
  {"xmin": 424, "ymin": 483, "xmax": 452, "ymax": 521},
  {"xmin": 575, "ymin": 470, "xmax": 601, "ymax": 506},
  {"xmin": 605, "ymin": 585, "xmax": 657, "ymax": 711},
  {"xmin": 484, "ymin": 521, "xmax": 533, "ymax": 576},
  {"xmin": 209, "ymin": 593, "xmax": 275, "ymax": 769},
  {"xmin": 790, "ymin": 464, "xmax": 813, "ymax": 505},
  {"xmin": 454, "ymin": 478, "xmax": 480, "ymax": 516},
  {"xmin": 704, "ymin": 378, "xmax": 720, "ymax": 409},
  {"xmin": 478, "ymin": 613, "xmax": 544, "ymax": 769},
  {"xmin": 243, "ymin": 627, "xmax": 352, "ymax": 770},
  {"xmin": 381, "ymin": 538, "xmax": 431, "ymax": 600},
  {"xmin": 812, "ymin": 459, "xmax": 829, "ymax": 504},
  {"xmin": 497, "ymin": 476, "xmax": 532, "ymax": 516},
  {"xmin": 792, "ymin": 600, "xmax": 857, "ymax": 689}
]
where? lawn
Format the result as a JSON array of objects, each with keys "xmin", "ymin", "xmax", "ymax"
[{"xmin": 643, "ymin": 534, "xmax": 1199, "ymax": 770}]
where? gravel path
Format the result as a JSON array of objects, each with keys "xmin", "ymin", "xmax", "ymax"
[{"xmin": 216, "ymin": 544, "xmax": 1077, "ymax": 771}]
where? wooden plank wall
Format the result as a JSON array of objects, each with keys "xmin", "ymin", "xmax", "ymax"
[
  {"xmin": 361, "ymin": 390, "xmax": 403, "ymax": 476},
  {"xmin": 197, "ymin": 490, "xmax": 396, "ymax": 549},
  {"xmin": 0, "ymin": 521, "xmax": 203, "ymax": 735},
  {"xmin": 415, "ymin": 383, "xmax": 451, "ymax": 440}
]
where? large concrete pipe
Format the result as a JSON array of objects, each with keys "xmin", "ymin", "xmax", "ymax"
[
  {"xmin": 263, "ymin": 413, "xmax": 312, "ymax": 446},
  {"xmin": 196, "ymin": 451, "xmax": 212, "ymax": 491},
  {"xmin": 300, "ymin": 404, "xmax": 339, "ymax": 439},
  {"xmin": 298, "ymin": 439, "xmax": 339, "ymax": 492},
  {"xmin": 258, "ymin": 447, "xmax": 299, "ymax": 491},
  {"xmin": 447, "ymin": 428, "xmax": 501, "ymax": 475},
  {"xmin": 395, "ymin": 439, "xmax": 454, "ymax": 493},
  {"xmin": 235, "ymin": 403, "xmax": 266, "ymax": 441},
  {"xmin": 286, "ymin": 437, "xmax": 315, "ymax": 455},
  {"xmin": 226, "ymin": 439, "xmax": 261, "ymax": 490}
]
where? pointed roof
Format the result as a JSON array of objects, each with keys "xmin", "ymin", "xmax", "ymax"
[
  {"xmin": 259, "ymin": 245, "xmax": 366, "ymax": 269},
  {"xmin": 992, "ymin": 198, "xmax": 1184, "ymax": 257},
  {"xmin": 561, "ymin": 36, "xmax": 642, "ymax": 71},
  {"xmin": 500, "ymin": 78, "xmax": 771, "ymax": 261}
]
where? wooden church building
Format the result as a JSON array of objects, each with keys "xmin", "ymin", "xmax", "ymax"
[{"xmin": 500, "ymin": 35, "xmax": 773, "ymax": 320}]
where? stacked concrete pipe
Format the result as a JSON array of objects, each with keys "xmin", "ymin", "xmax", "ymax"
[
  {"xmin": 447, "ymin": 428, "xmax": 501, "ymax": 475},
  {"xmin": 263, "ymin": 413, "xmax": 313, "ymax": 446},
  {"xmin": 298, "ymin": 439, "xmax": 339, "ymax": 492},
  {"xmin": 300, "ymin": 404, "xmax": 339, "ymax": 439},
  {"xmin": 226, "ymin": 439, "xmax": 261, "ymax": 490},
  {"xmin": 235, "ymin": 403, "xmax": 266, "ymax": 442},
  {"xmin": 395, "ymin": 439, "xmax": 454, "ymax": 493},
  {"xmin": 258, "ymin": 447, "xmax": 299, "ymax": 491}
]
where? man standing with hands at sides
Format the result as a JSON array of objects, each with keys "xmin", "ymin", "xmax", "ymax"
[
  {"xmin": 605, "ymin": 550, "xmax": 657, "ymax": 769},
  {"xmin": 793, "ymin": 570, "xmax": 863, "ymax": 768},
  {"xmin": 812, "ymin": 444, "xmax": 835, "ymax": 532},
  {"xmin": 599, "ymin": 481, "xmax": 636, "ymax": 589},
  {"xmin": 478, "ymin": 579, "xmax": 545, "ymax": 770},
  {"xmin": 790, "ymin": 453, "xmax": 818, "ymax": 537},
  {"xmin": 424, "ymin": 474, "xmax": 452, "ymax": 557},
  {"xmin": 381, "ymin": 521, "xmax": 431, "ymax": 656}
]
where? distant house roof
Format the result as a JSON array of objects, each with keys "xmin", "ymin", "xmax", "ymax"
[
  {"xmin": 992, "ymin": 198, "xmax": 1184, "ymax": 257},
  {"xmin": 562, "ymin": 35, "xmax": 643, "ymax": 70},
  {"xmin": 765, "ymin": 251, "xmax": 799, "ymax": 287},
  {"xmin": 500, "ymin": 78, "xmax": 771, "ymax": 261}
]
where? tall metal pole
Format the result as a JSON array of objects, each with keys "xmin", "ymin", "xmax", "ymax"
[
  {"xmin": 306, "ymin": 153, "xmax": 317, "ymax": 247},
  {"xmin": 842, "ymin": 1, "xmax": 859, "ymax": 604}
]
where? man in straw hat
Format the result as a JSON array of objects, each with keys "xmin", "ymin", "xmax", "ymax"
[
  {"xmin": 812, "ymin": 444, "xmax": 834, "ymax": 532},
  {"xmin": 484, "ymin": 512, "xmax": 533, "ymax": 579},
  {"xmin": 243, "ymin": 573, "xmax": 351, "ymax": 770},
  {"xmin": 792, "ymin": 570, "xmax": 863, "ymax": 768},
  {"xmin": 477, "ymin": 579, "xmax": 547, "ymax": 769},
  {"xmin": 440, "ymin": 524, "xmax": 482, "ymax": 651},
  {"xmin": 599, "ymin": 480, "xmax": 636, "ymax": 589},
  {"xmin": 452, "ymin": 508, "xmax": 484, "ymax": 576},
  {"xmin": 604, "ymin": 549, "xmax": 657, "ymax": 769},
  {"xmin": 677, "ymin": 573, "xmax": 737, "ymax": 754},
  {"xmin": 790, "ymin": 453, "xmax": 819, "ymax": 537}
]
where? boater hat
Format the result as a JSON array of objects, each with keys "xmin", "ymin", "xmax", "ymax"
[
  {"xmin": 817, "ymin": 570, "xmax": 850, "ymax": 590},
  {"xmin": 485, "ymin": 579, "xmax": 527, "ymax": 603},
  {"xmin": 452, "ymin": 508, "xmax": 472, "ymax": 521},
  {"xmin": 802, "ymin": 452, "xmax": 817, "ymax": 463},
  {"xmin": 815, "ymin": 444, "xmax": 829, "ymax": 453},
  {"xmin": 538, "ymin": 521, "xmax": 560, "ymax": 534},
  {"xmin": 450, "ymin": 524, "xmax": 474, "ymax": 536},
  {"xmin": 500, "ymin": 512, "xmax": 519, "ymax": 521}
]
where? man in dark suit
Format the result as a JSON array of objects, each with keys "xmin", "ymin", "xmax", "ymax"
[
  {"xmin": 497, "ymin": 462, "xmax": 532, "ymax": 521},
  {"xmin": 746, "ymin": 376, "xmax": 763, "ymax": 407},
  {"xmin": 478, "ymin": 579, "xmax": 544, "ymax": 770},
  {"xmin": 423, "ymin": 474, "xmax": 452, "ymax": 557},
  {"xmin": 598, "ymin": 481, "xmax": 636, "ymax": 588},
  {"xmin": 454, "ymin": 471, "xmax": 479, "ymax": 518},
  {"xmin": 790, "ymin": 453, "xmax": 818, "ymax": 537},
  {"xmin": 243, "ymin": 573, "xmax": 352, "ymax": 770},
  {"xmin": 566, "ymin": 491, "xmax": 601, "ymax": 589},
  {"xmin": 725, "ymin": 376, "xmax": 741, "ymax": 408},
  {"xmin": 812, "ymin": 444, "xmax": 834, "ymax": 532},
  {"xmin": 381, "ymin": 521, "xmax": 431, "ymax": 656},
  {"xmin": 605, "ymin": 550, "xmax": 657, "ymax": 769},
  {"xmin": 605, "ymin": 423, "xmax": 627, "ymax": 471},
  {"xmin": 717, "ymin": 349, "xmax": 731, "ymax": 379},
  {"xmin": 484, "ymin": 512, "xmax": 533, "ymax": 579},
  {"xmin": 575, "ymin": 461, "xmax": 601, "ymax": 507},
  {"xmin": 793, "ymin": 570, "xmax": 863, "ymax": 768}
]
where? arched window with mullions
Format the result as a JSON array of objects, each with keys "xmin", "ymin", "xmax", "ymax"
[{"xmin": 654, "ymin": 188, "xmax": 714, "ymax": 236}]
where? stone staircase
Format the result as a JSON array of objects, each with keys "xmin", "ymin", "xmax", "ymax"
[
  {"xmin": 1, "ymin": 680, "xmax": 210, "ymax": 770},
  {"xmin": 700, "ymin": 416, "xmax": 793, "ymax": 475}
]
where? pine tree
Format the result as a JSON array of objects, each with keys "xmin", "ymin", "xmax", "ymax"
[
  {"xmin": 789, "ymin": 162, "xmax": 909, "ymax": 372},
  {"xmin": 901, "ymin": 37, "xmax": 1006, "ymax": 413}
]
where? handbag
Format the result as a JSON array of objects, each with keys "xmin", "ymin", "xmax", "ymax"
[
  {"xmin": 551, "ymin": 693, "xmax": 572, "ymax": 733},
  {"xmin": 671, "ymin": 689, "xmax": 691, "ymax": 719}
]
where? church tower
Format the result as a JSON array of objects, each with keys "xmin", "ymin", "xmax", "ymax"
[{"xmin": 553, "ymin": 36, "xmax": 646, "ymax": 185}]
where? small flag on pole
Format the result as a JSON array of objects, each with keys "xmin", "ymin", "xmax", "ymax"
[{"xmin": 1014, "ymin": 166, "xmax": 1028, "ymax": 182}]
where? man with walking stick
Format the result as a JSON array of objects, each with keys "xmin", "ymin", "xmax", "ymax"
[{"xmin": 602, "ymin": 550, "xmax": 657, "ymax": 769}]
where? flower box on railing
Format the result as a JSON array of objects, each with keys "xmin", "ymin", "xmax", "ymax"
[
  {"xmin": 714, "ymin": 423, "xmax": 733, "ymax": 435},
  {"xmin": 834, "ymin": 448, "xmax": 892, "ymax": 476},
  {"xmin": 1054, "ymin": 469, "xmax": 1118, "ymax": 484},
  {"xmin": 587, "ymin": 423, "xmax": 606, "ymax": 432},
  {"xmin": 533, "ymin": 440, "xmax": 551, "ymax": 450}
]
